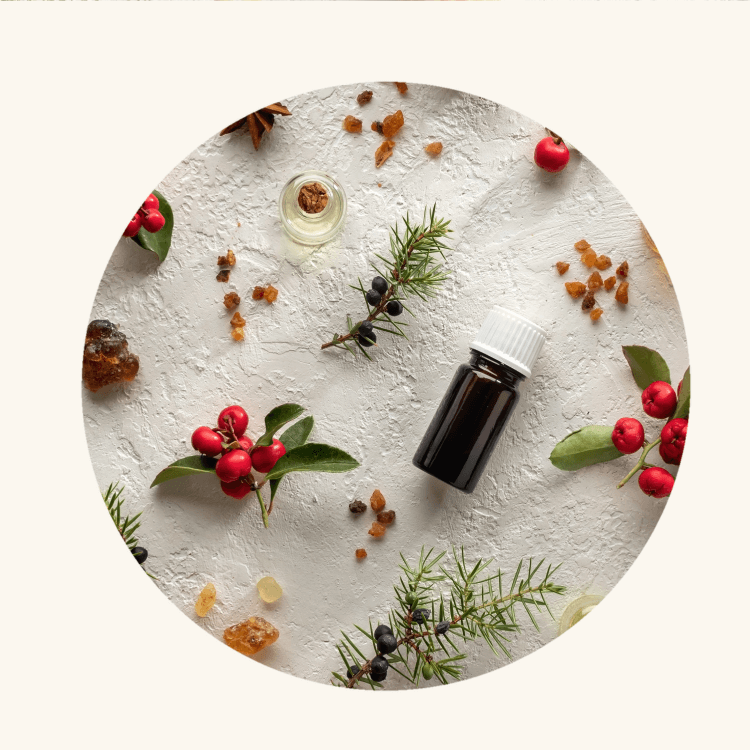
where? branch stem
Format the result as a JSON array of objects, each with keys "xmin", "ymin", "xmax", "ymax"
[{"xmin": 617, "ymin": 438, "xmax": 661, "ymax": 489}]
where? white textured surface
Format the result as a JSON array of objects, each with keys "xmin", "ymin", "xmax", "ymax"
[{"xmin": 83, "ymin": 83, "xmax": 687, "ymax": 688}]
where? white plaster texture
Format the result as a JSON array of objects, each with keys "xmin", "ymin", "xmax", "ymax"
[{"xmin": 83, "ymin": 83, "xmax": 687, "ymax": 688}]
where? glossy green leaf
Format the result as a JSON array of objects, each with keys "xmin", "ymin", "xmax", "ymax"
[
  {"xmin": 264, "ymin": 443, "xmax": 360, "ymax": 481},
  {"xmin": 132, "ymin": 189, "xmax": 174, "ymax": 262},
  {"xmin": 254, "ymin": 403, "xmax": 305, "ymax": 447},
  {"xmin": 549, "ymin": 425, "xmax": 624, "ymax": 471},
  {"xmin": 150, "ymin": 454, "xmax": 217, "ymax": 487},
  {"xmin": 673, "ymin": 366, "xmax": 691, "ymax": 419},
  {"xmin": 269, "ymin": 416, "xmax": 315, "ymax": 502},
  {"xmin": 622, "ymin": 345, "xmax": 671, "ymax": 390}
]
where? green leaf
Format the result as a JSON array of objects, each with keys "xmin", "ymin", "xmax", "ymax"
[
  {"xmin": 622, "ymin": 345, "xmax": 671, "ymax": 389},
  {"xmin": 269, "ymin": 416, "xmax": 315, "ymax": 502},
  {"xmin": 264, "ymin": 443, "xmax": 360, "ymax": 481},
  {"xmin": 131, "ymin": 189, "xmax": 174, "ymax": 262},
  {"xmin": 673, "ymin": 366, "xmax": 690, "ymax": 419},
  {"xmin": 254, "ymin": 403, "xmax": 305, "ymax": 448},
  {"xmin": 549, "ymin": 425, "xmax": 624, "ymax": 471},
  {"xmin": 150, "ymin": 455, "xmax": 217, "ymax": 487}
]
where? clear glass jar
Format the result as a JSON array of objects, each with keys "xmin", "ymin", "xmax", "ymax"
[
  {"xmin": 278, "ymin": 171, "xmax": 346, "ymax": 245},
  {"xmin": 558, "ymin": 594, "xmax": 604, "ymax": 635}
]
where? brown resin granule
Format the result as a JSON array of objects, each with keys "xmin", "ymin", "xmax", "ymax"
[
  {"xmin": 375, "ymin": 140, "xmax": 396, "ymax": 168},
  {"xmin": 343, "ymin": 115, "xmax": 363, "ymax": 133},
  {"xmin": 594, "ymin": 254, "xmax": 612, "ymax": 271},
  {"xmin": 263, "ymin": 285, "xmax": 279, "ymax": 304},
  {"xmin": 371, "ymin": 121, "xmax": 384, "ymax": 135},
  {"xmin": 217, "ymin": 269, "xmax": 231, "ymax": 283},
  {"xmin": 556, "ymin": 261, "xmax": 570, "ymax": 275},
  {"xmin": 370, "ymin": 489, "xmax": 386, "ymax": 512},
  {"xmin": 604, "ymin": 276, "xmax": 617, "ymax": 291},
  {"xmin": 223, "ymin": 292, "xmax": 241, "ymax": 309},
  {"xmin": 368, "ymin": 522, "xmax": 386, "ymax": 538},
  {"xmin": 565, "ymin": 281, "xmax": 587, "ymax": 299},
  {"xmin": 425, "ymin": 142, "xmax": 443, "ymax": 155},
  {"xmin": 217, "ymin": 249, "xmax": 236, "ymax": 267},
  {"xmin": 252, "ymin": 286, "xmax": 266, "ymax": 300},
  {"xmin": 574, "ymin": 239, "xmax": 591, "ymax": 252},
  {"xmin": 581, "ymin": 291, "xmax": 597, "ymax": 312},
  {"xmin": 357, "ymin": 90, "xmax": 373, "ymax": 106},
  {"xmin": 381, "ymin": 110, "xmax": 404, "ymax": 138},
  {"xmin": 616, "ymin": 261, "xmax": 629, "ymax": 278},
  {"xmin": 355, "ymin": 548, "xmax": 368, "ymax": 559},
  {"xmin": 590, "ymin": 308, "xmax": 604, "ymax": 322},
  {"xmin": 223, "ymin": 616, "xmax": 279, "ymax": 657},
  {"xmin": 349, "ymin": 499, "xmax": 367, "ymax": 514},
  {"xmin": 231, "ymin": 312, "xmax": 246, "ymax": 328},
  {"xmin": 581, "ymin": 249, "xmax": 597, "ymax": 268},
  {"xmin": 82, "ymin": 320, "xmax": 140, "ymax": 392},
  {"xmin": 376, "ymin": 510, "xmax": 396, "ymax": 525},
  {"xmin": 394, "ymin": 82, "xmax": 408, "ymax": 94},
  {"xmin": 615, "ymin": 281, "xmax": 630, "ymax": 304},
  {"xmin": 231, "ymin": 327, "xmax": 245, "ymax": 342},
  {"xmin": 298, "ymin": 182, "xmax": 328, "ymax": 213},
  {"xmin": 587, "ymin": 271, "xmax": 603, "ymax": 291}
]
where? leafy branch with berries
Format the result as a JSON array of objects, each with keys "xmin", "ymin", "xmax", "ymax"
[
  {"xmin": 550, "ymin": 345, "xmax": 690, "ymax": 498},
  {"xmin": 321, "ymin": 205, "xmax": 452, "ymax": 359},
  {"xmin": 151, "ymin": 403, "xmax": 360, "ymax": 528},
  {"xmin": 332, "ymin": 547, "xmax": 565, "ymax": 689},
  {"xmin": 122, "ymin": 190, "xmax": 174, "ymax": 262}
]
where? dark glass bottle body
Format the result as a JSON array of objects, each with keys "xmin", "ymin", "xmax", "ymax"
[{"xmin": 412, "ymin": 350, "xmax": 525, "ymax": 493}]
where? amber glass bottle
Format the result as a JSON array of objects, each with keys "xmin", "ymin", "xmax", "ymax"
[{"xmin": 412, "ymin": 307, "xmax": 545, "ymax": 493}]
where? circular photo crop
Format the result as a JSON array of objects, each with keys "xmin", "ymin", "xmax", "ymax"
[{"xmin": 83, "ymin": 82, "xmax": 688, "ymax": 689}]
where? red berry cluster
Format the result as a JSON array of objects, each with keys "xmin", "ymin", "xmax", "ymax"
[
  {"xmin": 190, "ymin": 405, "xmax": 287, "ymax": 499},
  {"xmin": 123, "ymin": 193, "xmax": 166, "ymax": 238},
  {"xmin": 611, "ymin": 379, "xmax": 687, "ymax": 499}
]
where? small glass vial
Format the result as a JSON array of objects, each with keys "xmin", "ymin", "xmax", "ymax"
[
  {"xmin": 412, "ymin": 307, "xmax": 546, "ymax": 493},
  {"xmin": 278, "ymin": 170, "xmax": 347, "ymax": 245}
]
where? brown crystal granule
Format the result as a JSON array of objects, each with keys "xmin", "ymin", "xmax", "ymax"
[
  {"xmin": 252, "ymin": 286, "xmax": 265, "ymax": 300},
  {"xmin": 368, "ymin": 522, "xmax": 386, "ymax": 538},
  {"xmin": 425, "ymin": 141, "xmax": 443, "ymax": 155},
  {"xmin": 604, "ymin": 276, "xmax": 617, "ymax": 291},
  {"xmin": 381, "ymin": 110, "xmax": 404, "ymax": 138},
  {"xmin": 556, "ymin": 261, "xmax": 570, "ymax": 275},
  {"xmin": 394, "ymin": 82, "xmax": 408, "ymax": 94},
  {"xmin": 82, "ymin": 319, "xmax": 140, "ymax": 392},
  {"xmin": 565, "ymin": 281, "xmax": 587, "ymax": 299},
  {"xmin": 263, "ymin": 285, "xmax": 279, "ymax": 304},
  {"xmin": 218, "ymin": 249, "xmax": 236, "ymax": 267},
  {"xmin": 231, "ymin": 327, "xmax": 245, "ymax": 341},
  {"xmin": 298, "ymin": 182, "xmax": 328, "ymax": 214},
  {"xmin": 581, "ymin": 249, "xmax": 597, "ymax": 268},
  {"xmin": 223, "ymin": 292, "xmax": 240, "ymax": 309},
  {"xmin": 574, "ymin": 239, "xmax": 591, "ymax": 252},
  {"xmin": 594, "ymin": 254, "xmax": 612, "ymax": 270},
  {"xmin": 349, "ymin": 499, "xmax": 367, "ymax": 514},
  {"xmin": 223, "ymin": 616, "xmax": 279, "ymax": 657},
  {"xmin": 343, "ymin": 115, "xmax": 363, "ymax": 133},
  {"xmin": 195, "ymin": 583, "xmax": 217, "ymax": 618},
  {"xmin": 231, "ymin": 312, "xmax": 246, "ymax": 327},
  {"xmin": 376, "ymin": 510, "xmax": 396, "ymax": 525},
  {"xmin": 587, "ymin": 271, "xmax": 603, "ymax": 291},
  {"xmin": 375, "ymin": 140, "xmax": 396, "ymax": 168},
  {"xmin": 615, "ymin": 281, "xmax": 629, "ymax": 304},
  {"xmin": 217, "ymin": 269, "xmax": 231, "ymax": 282},
  {"xmin": 355, "ymin": 548, "xmax": 367, "ymax": 559},
  {"xmin": 371, "ymin": 121, "xmax": 384, "ymax": 135},
  {"xmin": 357, "ymin": 90, "xmax": 373, "ymax": 105},
  {"xmin": 590, "ymin": 308, "xmax": 604, "ymax": 322},
  {"xmin": 581, "ymin": 291, "xmax": 597, "ymax": 312},
  {"xmin": 370, "ymin": 489, "xmax": 386, "ymax": 512},
  {"xmin": 616, "ymin": 261, "xmax": 629, "ymax": 278}
]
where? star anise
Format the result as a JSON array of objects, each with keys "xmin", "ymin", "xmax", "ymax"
[{"xmin": 219, "ymin": 103, "xmax": 292, "ymax": 150}]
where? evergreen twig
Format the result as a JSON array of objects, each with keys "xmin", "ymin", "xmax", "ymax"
[{"xmin": 102, "ymin": 482, "xmax": 155, "ymax": 578}]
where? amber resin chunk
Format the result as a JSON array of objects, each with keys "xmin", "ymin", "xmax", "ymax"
[
  {"xmin": 615, "ymin": 281, "xmax": 630, "ymax": 304},
  {"xmin": 224, "ymin": 292, "xmax": 241, "ymax": 309},
  {"xmin": 368, "ymin": 522, "xmax": 386, "ymax": 538},
  {"xmin": 394, "ymin": 82, "xmax": 408, "ymax": 94},
  {"xmin": 349, "ymin": 499, "xmax": 367, "ymax": 513},
  {"xmin": 616, "ymin": 261, "xmax": 629, "ymax": 278},
  {"xmin": 357, "ymin": 90, "xmax": 373, "ymax": 105},
  {"xmin": 371, "ymin": 121, "xmax": 383, "ymax": 135},
  {"xmin": 381, "ymin": 110, "xmax": 404, "ymax": 138},
  {"xmin": 231, "ymin": 312, "xmax": 246, "ymax": 327},
  {"xmin": 82, "ymin": 320, "xmax": 140, "ymax": 392},
  {"xmin": 556, "ymin": 262, "xmax": 570, "ymax": 275},
  {"xmin": 298, "ymin": 182, "xmax": 328, "ymax": 213},
  {"xmin": 376, "ymin": 510, "xmax": 396, "ymax": 525},
  {"xmin": 217, "ymin": 269, "xmax": 231, "ymax": 282},
  {"xmin": 375, "ymin": 140, "xmax": 396, "ymax": 168},
  {"xmin": 594, "ymin": 254, "xmax": 612, "ymax": 270},
  {"xmin": 565, "ymin": 281, "xmax": 587, "ymax": 299},
  {"xmin": 252, "ymin": 286, "xmax": 266, "ymax": 300},
  {"xmin": 604, "ymin": 276, "xmax": 616, "ymax": 291},
  {"xmin": 355, "ymin": 548, "xmax": 367, "ymax": 559},
  {"xmin": 224, "ymin": 616, "xmax": 279, "ymax": 657},
  {"xmin": 263, "ymin": 285, "xmax": 279, "ymax": 303},
  {"xmin": 587, "ymin": 271, "xmax": 603, "ymax": 291},
  {"xmin": 425, "ymin": 141, "xmax": 443, "ymax": 155},
  {"xmin": 231, "ymin": 327, "xmax": 245, "ymax": 341},
  {"xmin": 195, "ymin": 582, "xmax": 217, "ymax": 618},
  {"xmin": 581, "ymin": 291, "xmax": 597, "ymax": 312},
  {"xmin": 343, "ymin": 115, "xmax": 363, "ymax": 133},
  {"xmin": 370, "ymin": 489, "xmax": 386, "ymax": 512},
  {"xmin": 590, "ymin": 308, "xmax": 604, "ymax": 322},
  {"xmin": 581, "ymin": 249, "xmax": 597, "ymax": 268},
  {"xmin": 574, "ymin": 239, "xmax": 591, "ymax": 252},
  {"xmin": 257, "ymin": 576, "xmax": 282, "ymax": 603},
  {"xmin": 217, "ymin": 249, "xmax": 236, "ymax": 267}
]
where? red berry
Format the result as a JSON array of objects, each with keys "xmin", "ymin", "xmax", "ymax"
[
  {"xmin": 251, "ymin": 439, "xmax": 286, "ymax": 474},
  {"xmin": 217, "ymin": 405, "xmax": 249, "ymax": 437},
  {"xmin": 215, "ymin": 449, "xmax": 252, "ymax": 483},
  {"xmin": 659, "ymin": 417, "xmax": 687, "ymax": 465},
  {"xmin": 141, "ymin": 209, "xmax": 166, "ymax": 233},
  {"xmin": 142, "ymin": 193, "xmax": 159, "ymax": 211},
  {"xmin": 641, "ymin": 381, "xmax": 677, "ymax": 419},
  {"xmin": 191, "ymin": 426, "xmax": 224, "ymax": 457},
  {"xmin": 123, "ymin": 214, "xmax": 142, "ymax": 237},
  {"xmin": 638, "ymin": 466, "xmax": 675, "ymax": 498},
  {"xmin": 611, "ymin": 417, "xmax": 645, "ymax": 454},
  {"xmin": 222, "ymin": 435, "xmax": 253, "ymax": 455},
  {"xmin": 677, "ymin": 379, "xmax": 683, "ymax": 397},
  {"xmin": 220, "ymin": 479, "xmax": 253, "ymax": 500},
  {"xmin": 534, "ymin": 136, "xmax": 570, "ymax": 173}
]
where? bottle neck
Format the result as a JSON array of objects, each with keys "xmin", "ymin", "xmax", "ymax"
[{"xmin": 469, "ymin": 349, "xmax": 526, "ymax": 386}]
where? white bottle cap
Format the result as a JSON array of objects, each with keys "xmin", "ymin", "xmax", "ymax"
[{"xmin": 470, "ymin": 306, "xmax": 546, "ymax": 378}]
